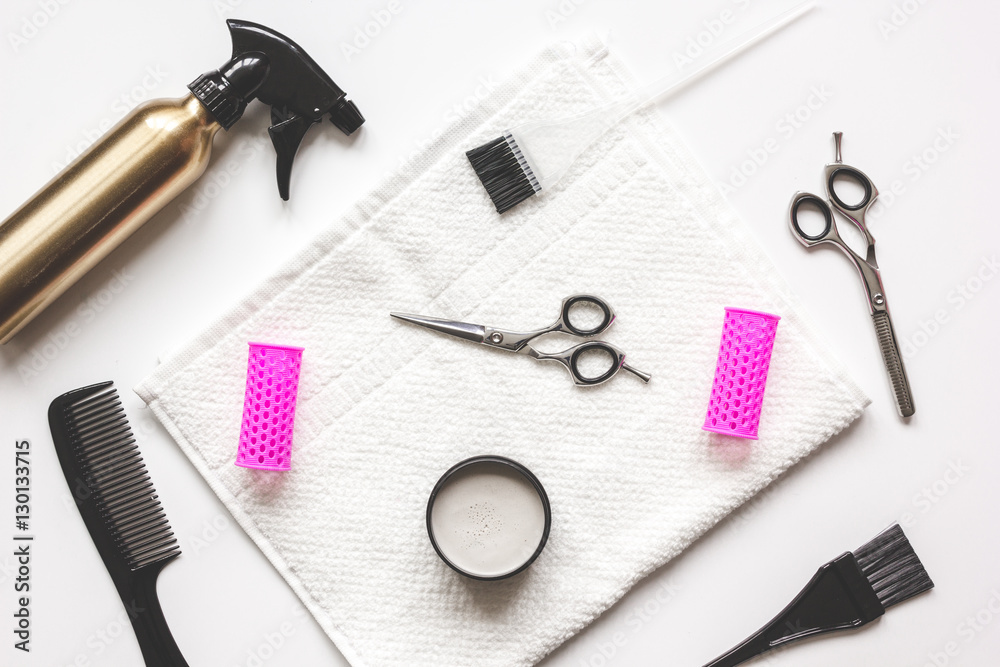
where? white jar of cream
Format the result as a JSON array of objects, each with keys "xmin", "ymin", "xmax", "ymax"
[{"xmin": 427, "ymin": 456, "xmax": 551, "ymax": 580}]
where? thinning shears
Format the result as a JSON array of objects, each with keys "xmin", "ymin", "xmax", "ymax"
[
  {"xmin": 391, "ymin": 294, "xmax": 651, "ymax": 387},
  {"xmin": 788, "ymin": 132, "xmax": 914, "ymax": 417}
]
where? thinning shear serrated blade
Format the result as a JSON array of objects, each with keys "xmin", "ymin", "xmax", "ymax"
[{"xmin": 390, "ymin": 312, "xmax": 486, "ymax": 344}]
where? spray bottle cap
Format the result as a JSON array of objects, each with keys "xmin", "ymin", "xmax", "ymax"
[{"xmin": 188, "ymin": 19, "xmax": 364, "ymax": 200}]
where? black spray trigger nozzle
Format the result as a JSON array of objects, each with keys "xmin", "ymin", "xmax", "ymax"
[
  {"xmin": 268, "ymin": 97, "xmax": 364, "ymax": 200},
  {"xmin": 188, "ymin": 19, "xmax": 364, "ymax": 199},
  {"xmin": 329, "ymin": 98, "xmax": 365, "ymax": 135},
  {"xmin": 268, "ymin": 109, "xmax": 316, "ymax": 201}
]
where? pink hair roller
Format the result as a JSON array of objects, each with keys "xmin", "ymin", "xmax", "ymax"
[
  {"xmin": 703, "ymin": 308, "xmax": 780, "ymax": 440},
  {"xmin": 236, "ymin": 342, "xmax": 304, "ymax": 471}
]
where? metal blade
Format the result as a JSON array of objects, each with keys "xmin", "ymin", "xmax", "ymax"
[
  {"xmin": 871, "ymin": 311, "xmax": 914, "ymax": 417},
  {"xmin": 390, "ymin": 312, "xmax": 486, "ymax": 344}
]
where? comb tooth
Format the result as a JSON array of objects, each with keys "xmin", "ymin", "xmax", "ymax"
[
  {"xmin": 116, "ymin": 520, "xmax": 164, "ymax": 547},
  {"xmin": 77, "ymin": 430, "xmax": 132, "ymax": 462},
  {"xmin": 99, "ymin": 474, "xmax": 152, "ymax": 504},
  {"xmin": 74, "ymin": 411, "xmax": 127, "ymax": 441},
  {"xmin": 111, "ymin": 506, "xmax": 164, "ymax": 535},
  {"xmin": 69, "ymin": 394, "xmax": 122, "ymax": 424},
  {"xmin": 117, "ymin": 513, "xmax": 169, "ymax": 541},
  {"xmin": 86, "ymin": 457, "xmax": 140, "ymax": 488},
  {"xmin": 79, "ymin": 426, "xmax": 132, "ymax": 454},
  {"xmin": 67, "ymin": 387, "xmax": 118, "ymax": 412},
  {"xmin": 88, "ymin": 454, "xmax": 143, "ymax": 483},
  {"xmin": 112, "ymin": 502, "xmax": 165, "ymax": 529},
  {"xmin": 100, "ymin": 484, "xmax": 154, "ymax": 513},
  {"xmin": 104, "ymin": 492, "xmax": 159, "ymax": 519},
  {"xmin": 100, "ymin": 478, "xmax": 152, "ymax": 506},
  {"xmin": 87, "ymin": 441, "xmax": 139, "ymax": 468},
  {"xmin": 128, "ymin": 536, "xmax": 178, "ymax": 566},
  {"xmin": 115, "ymin": 512, "xmax": 166, "ymax": 545},
  {"xmin": 80, "ymin": 446, "xmax": 135, "ymax": 476},
  {"xmin": 88, "ymin": 458, "xmax": 144, "ymax": 490},
  {"xmin": 71, "ymin": 408, "xmax": 124, "ymax": 437},
  {"xmin": 122, "ymin": 524, "xmax": 174, "ymax": 553},
  {"xmin": 134, "ymin": 536, "xmax": 178, "ymax": 557},
  {"xmin": 98, "ymin": 476, "xmax": 153, "ymax": 506},
  {"xmin": 106, "ymin": 497, "xmax": 162, "ymax": 527},
  {"xmin": 129, "ymin": 534, "xmax": 179, "ymax": 565},
  {"xmin": 132, "ymin": 548, "xmax": 180, "ymax": 572},
  {"xmin": 93, "ymin": 470, "xmax": 148, "ymax": 500},
  {"xmin": 87, "ymin": 452, "xmax": 142, "ymax": 480},
  {"xmin": 81, "ymin": 433, "xmax": 133, "ymax": 459},
  {"xmin": 105, "ymin": 503, "xmax": 163, "ymax": 534},
  {"xmin": 83, "ymin": 448, "xmax": 142, "ymax": 474},
  {"xmin": 69, "ymin": 395, "xmax": 122, "ymax": 427}
]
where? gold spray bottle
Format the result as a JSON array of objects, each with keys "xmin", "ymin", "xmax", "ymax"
[{"xmin": 0, "ymin": 19, "xmax": 363, "ymax": 344}]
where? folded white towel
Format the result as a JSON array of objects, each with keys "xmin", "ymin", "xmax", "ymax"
[{"xmin": 136, "ymin": 36, "xmax": 869, "ymax": 667}]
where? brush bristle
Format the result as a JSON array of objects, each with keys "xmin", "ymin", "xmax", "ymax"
[
  {"xmin": 853, "ymin": 524, "xmax": 933, "ymax": 609},
  {"xmin": 62, "ymin": 385, "xmax": 179, "ymax": 571},
  {"xmin": 466, "ymin": 134, "xmax": 539, "ymax": 213}
]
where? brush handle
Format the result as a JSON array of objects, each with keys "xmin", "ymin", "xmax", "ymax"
[
  {"xmin": 126, "ymin": 561, "xmax": 189, "ymax": 667},
  {"xmin": 702, "ymin": 554, "xmax": 884, "ymax": 667},
  {"xmin": 702, "ymin": 624, "xmax": 782, "ymax": 667},
  {"xmin": 510, "ymin": 1, "xmax": 816, "ymax": 191},
  {"xmin": 621, "ymin": 1, "xmax": 816, "ymax": 121}
]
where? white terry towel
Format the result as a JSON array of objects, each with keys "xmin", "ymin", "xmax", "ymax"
[{"xmin": 136, "ymin": 36, "xmax": 869, "ymax": 667}]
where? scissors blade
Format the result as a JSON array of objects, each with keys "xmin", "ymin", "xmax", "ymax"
[{"xmin": 390, "ymin": 312, "xmax": 486, "ymax": 344}]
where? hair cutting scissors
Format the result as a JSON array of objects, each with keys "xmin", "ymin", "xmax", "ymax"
[
  {"xmin": 788, "ymin": 132, "xmax": 914, "ymax": 417},
  {"xmin": 391, "ymin": 294, "xmax": 651, "ymax": 387}
]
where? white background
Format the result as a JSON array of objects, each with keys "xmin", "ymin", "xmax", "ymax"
[{"xmin": 1, "ymin": 0, "xmax": 998, "ymax": 665}]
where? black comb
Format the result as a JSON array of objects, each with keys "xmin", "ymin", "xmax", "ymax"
[
  {"xmin": 704, "ymin": 523, "xmax": 933, "ymax": 666},
  {"xmin": 49, "ymin": 381, "xmax": 188, "ymax": 667}
]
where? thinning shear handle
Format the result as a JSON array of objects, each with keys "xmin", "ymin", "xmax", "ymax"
[
  {"xmin": 788, "ymin": 194, "xmax": 883, "ymax": 309},
  {"xmin": 871, "ymin": 311, "xmax": 915, "ymax": 418}
]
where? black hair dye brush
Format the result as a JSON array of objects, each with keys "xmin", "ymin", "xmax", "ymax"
[
  {"xmin": 49, "ymin": 381, "xmax": 187, "ymax": 667},
  {"xmin": 703, "ymin": 524, "xmax": 933, "ymax": 666}
]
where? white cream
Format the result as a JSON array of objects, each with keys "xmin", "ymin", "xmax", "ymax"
[{"xmin": 429, "ymin": 461, "xmax": 547, "ymax": 578}]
